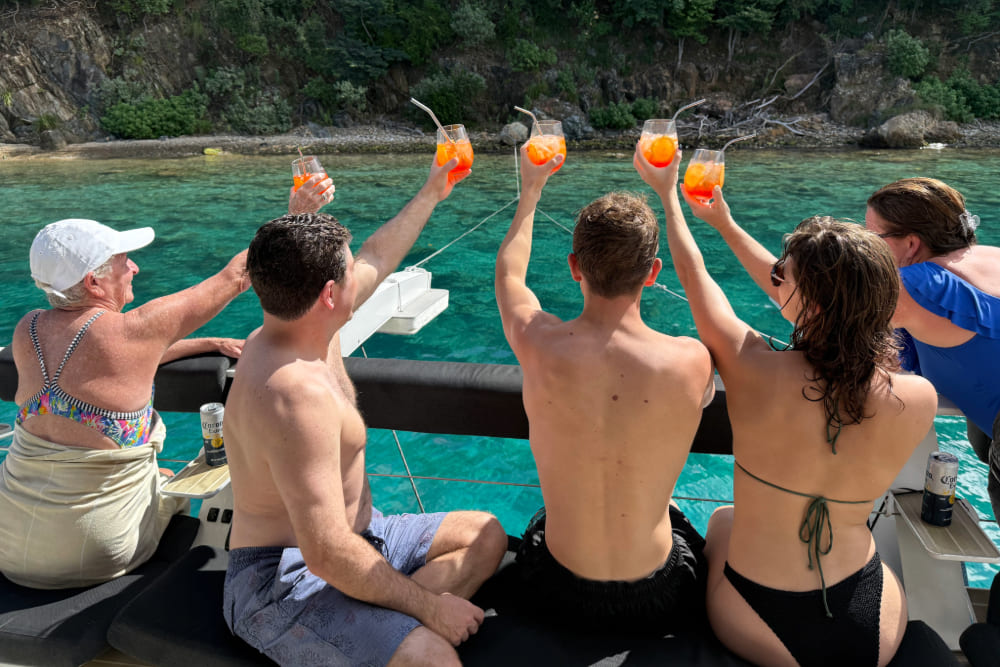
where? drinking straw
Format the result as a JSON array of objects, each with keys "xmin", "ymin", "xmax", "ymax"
[
  {"xmin": 721, "ymin": 133, "xmax": 757, "ymax": 152},
  {"xmin": 672, "ymin": 98, "xmax": 707, "ymax": 122},
  {"xmin": 297, "ymin": 146, "xmax": 304, "ymax": 159},
  {"xmin": 410, "ymin": 97, "xmax": 454, "ymax": 143},
  {"xmin": 514, "ymin": 105, "xmax": 540, "ymax": 128}
]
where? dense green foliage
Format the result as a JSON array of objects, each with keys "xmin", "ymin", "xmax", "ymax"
[{"xmin": 3, "ymin": 0, "xmax": 998, "ymax": 136}]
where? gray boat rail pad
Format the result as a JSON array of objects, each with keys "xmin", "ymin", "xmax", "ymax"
[{"xmin": 893, "ymin": 491, "xmax": 1000, "ymax": 563}]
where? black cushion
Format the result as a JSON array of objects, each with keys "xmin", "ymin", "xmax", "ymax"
[
  {"xmin": 107, "ymin": 545, "xmax": 276, "ymax": 667},
  {"xmin": 0, "ymin": 513, "xmax": 199, "ymax": 667}
]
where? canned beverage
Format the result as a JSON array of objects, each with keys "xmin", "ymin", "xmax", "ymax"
[
  {"xmin": 921, "ymin": 451, "xmax": 959, "ymax": 526},
  {"xmin": 200, "ymin": 402, "xmax": 227, "ymax": 467}
]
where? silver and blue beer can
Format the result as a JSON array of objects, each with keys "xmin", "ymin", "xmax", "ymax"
[
  {"xmin": 200, "ymin": 402, "xmax": 227, "ymax": 467},
  {"xmin": 921, "ymin": 451, "xmax": 959, "ymax": 526}
]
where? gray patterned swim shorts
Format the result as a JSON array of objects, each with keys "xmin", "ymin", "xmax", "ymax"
[{"xmin": 223, "ymin": 508, "xmax": 447, "ymax": 666}]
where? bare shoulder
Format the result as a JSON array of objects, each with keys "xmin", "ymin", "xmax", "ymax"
[{"xmin": 889, "ymin": 371, "xmax": 938, "ymax": 409}]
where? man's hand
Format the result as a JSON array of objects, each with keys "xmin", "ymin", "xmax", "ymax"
[
  {"xmin": 634, "ymin": 145, "xmax": 680, "ymax": 199},
  {"xmin": 422, "ymin": 592, "xmax": 485, "ymax": 646},
  {"xmin": 288, "ymin": 174, "xmax": 335, "ymax": 215},
  {"xmin": 423, "ymin": 156, "xmax": 461, "ymax": 202},
  {"xmin": 520, "ymin": 143, "xmax": 561, "ymax": 195},
  {"xmin": 680, "ymin": 185, "xmax": 735, "ymax": 233}
]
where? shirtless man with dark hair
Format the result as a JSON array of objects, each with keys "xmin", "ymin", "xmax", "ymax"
[
  {"xmin": 223, "ymin": 157, "xmax": 507, "ymax": 666},
  {"xmin": 494, "ymin": 145, "xmax": 715, "ymax": 635}
]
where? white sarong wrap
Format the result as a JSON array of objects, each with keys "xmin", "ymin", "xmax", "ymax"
[{"xmin": 0, "ymin": 414, "xmax": 187, "ymax": 589}]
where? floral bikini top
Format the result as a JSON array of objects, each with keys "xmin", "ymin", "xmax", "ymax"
[{"xmin": 15, "ymin": 311, "xmax": 154, "ymax": 449}]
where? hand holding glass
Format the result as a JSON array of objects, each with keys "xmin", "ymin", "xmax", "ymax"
[
  {"xmin": 525, "ymin": 120, "xmax": 566, "ymax": 173},
  {"xmin": 683, "ymin": 149, "xmax": 725, "ymax": 203},
  {"xmin": 436, "ymin": 124, "xmax": 474, "ymax": 184},
  {"xmin": 638, "ymin": 119, "xmax": 678, "ymax": 167},
  {"xmin": 292, "ymin": 156, "xmax": 329, "ymax": 192}
]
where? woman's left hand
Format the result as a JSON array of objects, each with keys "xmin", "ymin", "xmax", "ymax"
[{"xmin": 216, "ymin": 337, "xmax": 245, "ymax": 358}]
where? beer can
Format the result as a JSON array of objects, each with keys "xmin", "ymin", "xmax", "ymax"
[
  {"xmin": 920, "ymin": 451, "xmax": 959, "ymax": 526},
  {"xmin": 200, "ymin": 402, "xmax": 227, "ymax": 467}
]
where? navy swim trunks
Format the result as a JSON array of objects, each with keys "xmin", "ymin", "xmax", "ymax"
[{"xmin": 223, "ymin": 508, "xmax": 447, "ymax": 666}]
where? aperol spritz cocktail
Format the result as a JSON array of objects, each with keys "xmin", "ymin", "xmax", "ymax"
[
  {"xmin": 525, "ymin": 120, "xmax": 566, "ymax": 173},
  {"xmin": 435, "ymin": 124, "xmax": 474, "ymax": 184},
  {"xmin": 683, "ymin": 149, "xmax": 725, "ymax": 202},
  {"xmin": 638, "ymin": 119, "xmax": 678, "ymax": 167},
  {"xmin": 292, "ymin": 156, "xmax": 329, "ymax": 192}
]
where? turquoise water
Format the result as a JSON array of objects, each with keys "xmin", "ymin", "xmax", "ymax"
[{"xmin": 1, "ymin": 147, "xmax": 998, "ymax": 586}]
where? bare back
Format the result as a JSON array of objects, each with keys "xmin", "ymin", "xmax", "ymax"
[
  {"xmin": 225, "ymin": 330, "xmax": 372, "ymax": 550},
  {"xmin": 724, "ymin": 340, "xmax": 936, "ymax": 588},
  {"xmin": 13, "ymin": 309, "xmax": 172, "ymax": 450},
  {"xmin": 517, "ymin": 316, "xmax": 713, "ymax": 581}
]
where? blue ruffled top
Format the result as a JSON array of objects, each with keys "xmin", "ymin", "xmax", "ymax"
[{"xmin": 898, "ymin": 262, "xmax": 1000, "ymax": 435}]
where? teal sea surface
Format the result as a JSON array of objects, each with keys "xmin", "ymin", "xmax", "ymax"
[{"xmin": 1, "ymin": 146, "xmax": 998, "ymax": 586}]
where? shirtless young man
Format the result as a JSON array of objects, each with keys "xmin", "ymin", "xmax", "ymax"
[
  {"xmin": 223, "ymin": 157, "xmax": 507, "ymax": 667},
  {"xmin": 494, "ymin": 145, "xmax": 715, "ymax": 634}
]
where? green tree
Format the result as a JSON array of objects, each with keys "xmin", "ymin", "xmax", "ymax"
[
  {"xmin": 666, "ymin": 0, "xmax": 716, "ymax": 69},
  {"xmin": 716, "ymin": 0, "xmax": 779, "ymax": 65},
  {"xmin": 885, "ymin": 29, "xmax": 930, "ymax": 79}
]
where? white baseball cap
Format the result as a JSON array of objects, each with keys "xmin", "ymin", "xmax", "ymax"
[{"xmin": 30, "ymin": 219, "xmax": 155, "ymax": 297}]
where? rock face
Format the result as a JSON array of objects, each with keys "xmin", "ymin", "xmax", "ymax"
[
  {"xmin": 0, "ymin": 10, "xmax": 113, "ymax": 143},
  {"xmin": 830, "ymin": 51, "xmax": 916, "ymax": 125}
]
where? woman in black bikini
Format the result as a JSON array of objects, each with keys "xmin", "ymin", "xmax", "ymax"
[{"xmin": 634, "ymin": 149, "xmax": 938, "ymax": 667}]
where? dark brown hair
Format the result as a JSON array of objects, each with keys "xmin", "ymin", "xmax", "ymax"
[
  {"xmin": 572, "ymin": 191, "xmax": 658, "ymax": 298},
  {"xmin": 248, "ymin": 213, "xmax": 353, "ymax": 321},
  {"xmin": 783, "ymin": 217, "xmax": 901, "ymax": 448},
  {"xmin": 867, "ymin": 177, "xmax": 975, "ymax": 255}
]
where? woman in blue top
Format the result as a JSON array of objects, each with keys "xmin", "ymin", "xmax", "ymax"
[{"xmin": 866, "ymin": 178, "xmax": 1000, "ymax": 522}]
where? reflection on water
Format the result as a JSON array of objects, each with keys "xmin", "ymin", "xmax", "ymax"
[{"xmin": 1, "ymin": 148, "xmax": 998, "ymax": 584}]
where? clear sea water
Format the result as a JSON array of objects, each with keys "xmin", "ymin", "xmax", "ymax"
[{"xmin": 1, "ymin": 146, "xmax": 998, "ymax": 586}]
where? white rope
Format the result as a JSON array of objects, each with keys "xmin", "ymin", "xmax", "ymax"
[{"xmin": 411, "ymin": 198, "xmax": 519, "ymax": 269}]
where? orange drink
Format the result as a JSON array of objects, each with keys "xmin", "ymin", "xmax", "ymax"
[
  {"xmin": 526, "ymin": 120, "xmax": 566, "ymax": 173},
  {"xmin": 684, "ymin": 149, "xmax": 725, "ymax": 202},
  {"xmin": 638, "ymin": 119, "xmax": 678, "ymax": 167},
  {"xmin": 292, "ymin": 156, "xmax": 328, "ymax": 192},
  {"xmin": 436, "ymin": 124, "xmax": 474, "ymax": 184}
]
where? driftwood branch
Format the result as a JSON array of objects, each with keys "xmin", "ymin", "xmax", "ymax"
[{"xmin": 787, "ymin": 63, "xmax": 828, "ymax": 101}]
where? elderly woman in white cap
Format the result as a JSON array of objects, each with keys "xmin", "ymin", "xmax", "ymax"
[
  {"xmin": 0, "ymin": 218, "xmax": 248, "ymax": 589},
  {"xmin": 0, "ymin": 173, "xmax": 332, "ymax": 589}
]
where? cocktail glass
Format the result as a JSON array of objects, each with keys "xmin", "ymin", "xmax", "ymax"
[
  {"xmin": 291, "ymin": 156, "xmax": 328, "ymax": 192},
  {"xmin": 436, "ymin": 124, "xmax": 474, "ymax": 184},
  {"xmin": 683, "ymin": 149, "xmax": 725, "ymax": 203},
  {"xmin": 638, "ymin": 119, "xmax": 678, "ymax": 167},
  {"xmin": 526, "ymin": 120, "xmax": 567, "ymax": 173}
]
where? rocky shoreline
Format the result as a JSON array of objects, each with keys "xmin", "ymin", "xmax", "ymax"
[{"xmin": 2, "ymin": 116, "xmax": 999, "ymax": 160}]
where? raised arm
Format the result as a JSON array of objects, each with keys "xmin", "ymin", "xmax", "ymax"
[
  {"xmin": 127, "ymin": 249, "xmax": 251, "ymax": 357},
  {"xmin": 352, "ymin": 155, "xmax": 461, "ymax": 308},
  {"xmin": 268, "ymin": 378, "xmax": 483, "ymax": 646},
  {"xmin": 634, "ymin": 149, "xmax": 760, "ymax": 373},
  {"xmin": 681, "ymin": 185, "xmax": 781, "ymax": 303},
  {"xmin": 495, "ymin": 145, "xmax": 564, "ymax": 353}
]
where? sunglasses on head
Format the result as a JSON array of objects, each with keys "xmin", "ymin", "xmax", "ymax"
[{"xmin": 770, "ymin": 257, "xmax": 787, "ymax": 287}]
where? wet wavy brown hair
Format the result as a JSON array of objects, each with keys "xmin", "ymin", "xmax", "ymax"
[
  {"xmin": 572, "ymin": 191, "xmax": 659, "ymax": 298},
  {"xmin": 782, "ymin": 216, "xmax": 901, "ymax": 449}
]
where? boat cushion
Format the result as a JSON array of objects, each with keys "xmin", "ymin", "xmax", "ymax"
[
  {"xmin": 0, "ymin": 513, "xmax": 199, "ymax": 667},
  {"xmin": 107, "ymin": 545, "xmax": 277, "ymax": 667}
]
